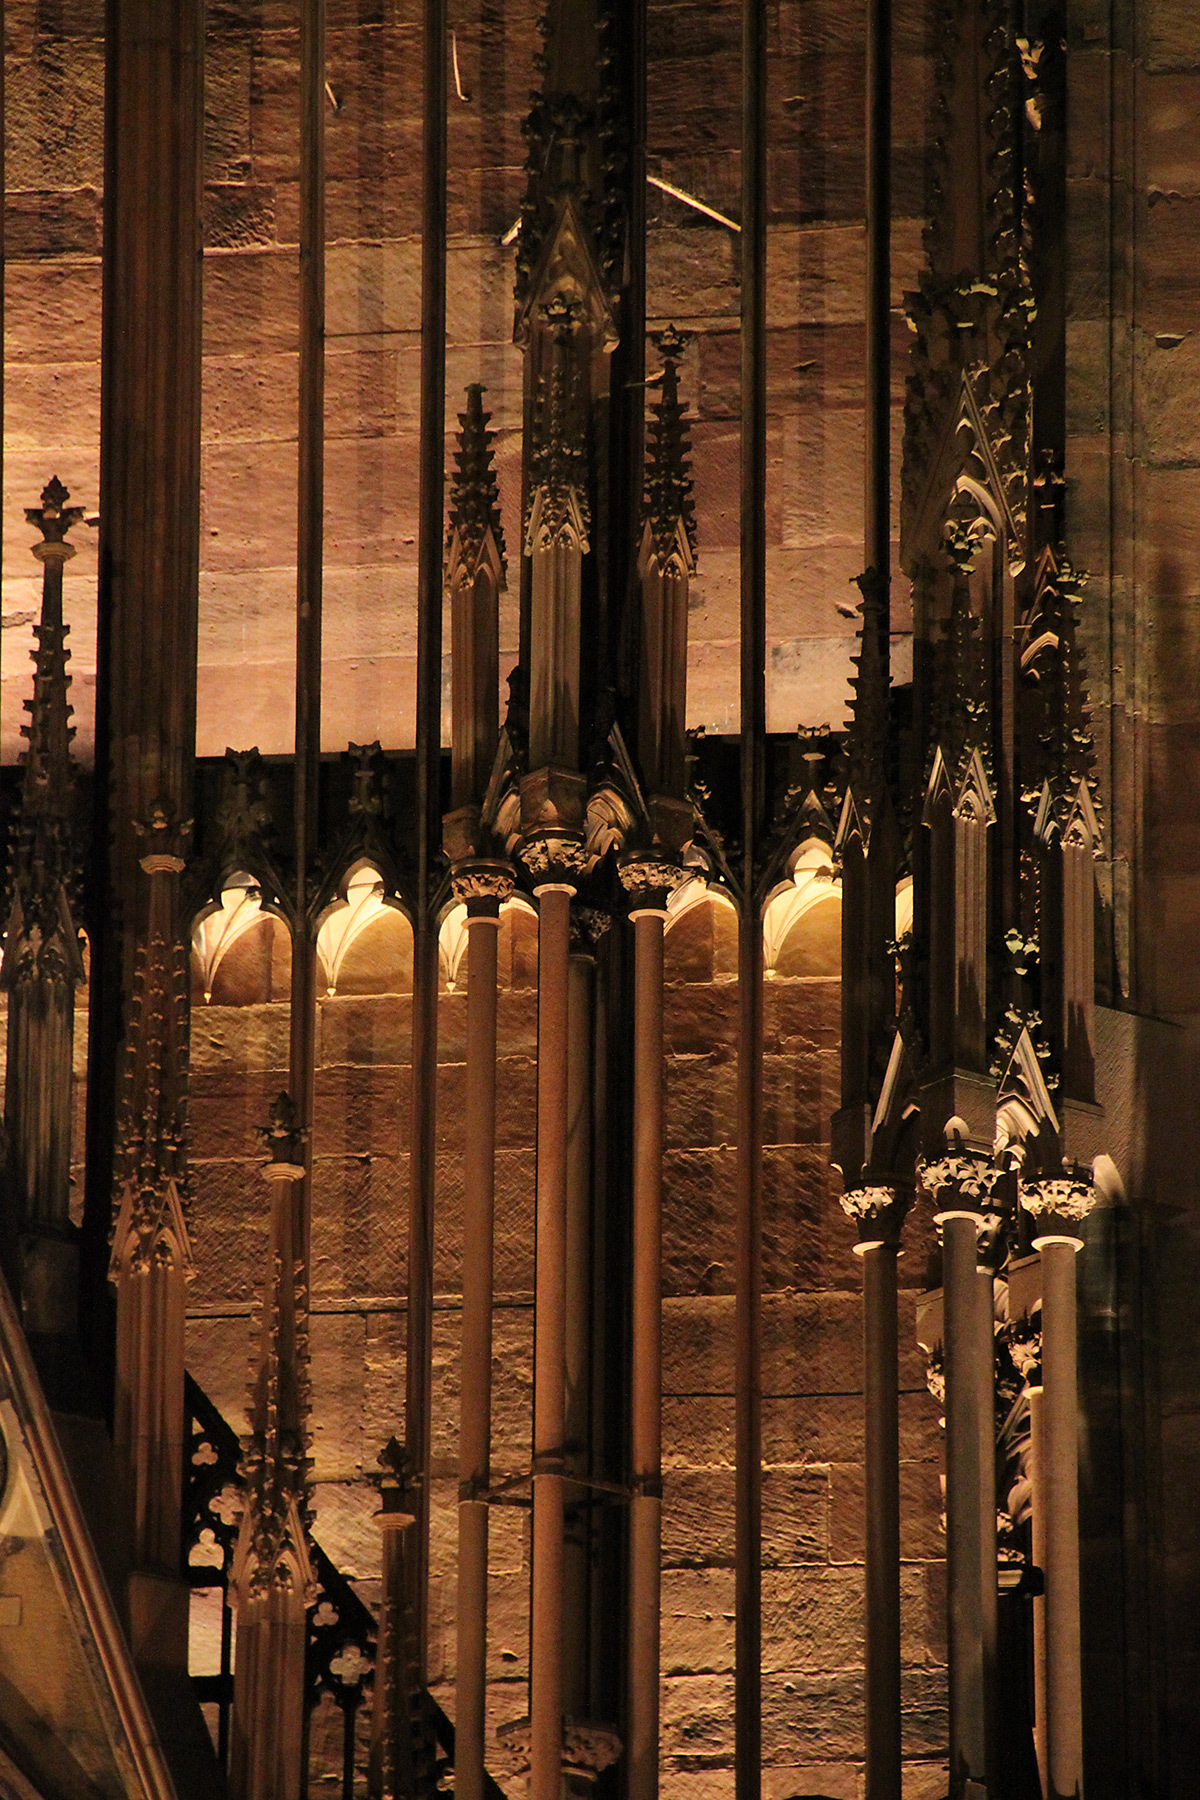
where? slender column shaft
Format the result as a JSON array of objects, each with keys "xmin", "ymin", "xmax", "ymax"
[
  {"xmin": 859, "ymin": 1240, "xmax": 901, "ymax": 1799},
  {"xmin": 1037, "ymin": 1237, "xmax": 1084, "ymax": 1800},
  {"xmin": 629, "ymin": 910, "xmax": 666, "ymax": 1800},
  {"xmin": 531, "ymin": 884, "xmax": 572, "ymax": 1800},
  {"xmin": 456, "ymin": 907, "xmax": 501, "ymax": 1800},
  {"xmin": 1028, "ymin": 1382, "xmax": 1048, "ymax": 1794},
  {"xmin": 864, "ymin": 0, "xmax": 892, "ymax": 590},
  {"xmin": 940, "ymin": 1212, "xmax": 988, "ymax": 1794},
  {"xmin": 975, "ymin": 1263, "xmax": 998, "ymax": 1790},
  {"xmin": 406, "ymin": 0, "xmax": 448, "ymax": 1681},
  {"xmin": 95, "ymin": 0, "xmax": 202, "ymax": 1600},
  {"xmin": 563, "ymin": 948, "xmax": 593, "ymax": 1716},
  {"xmin": 737, "ymin": 0, "xmax": 767, "ymax": 1783}
]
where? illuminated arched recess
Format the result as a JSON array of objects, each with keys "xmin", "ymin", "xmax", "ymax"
[
  {"xmin": 437, "ymin": 892, "xmax": 539, "ymax": 993},
  {"xmin": 191, "ymin": 873, "xmax": 291, "ymax": 1005},
  {"xmin": 315, "ymin": 864, "xmax": 412, "ymax": 997}
]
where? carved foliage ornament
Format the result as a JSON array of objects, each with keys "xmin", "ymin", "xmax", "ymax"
[
  {"xmin": 1019, "ymin": 1172, "xmax": 1095, "ymax": 1223},
  {"xmin": 447, "ymin": 383, "xmax": 507, "ymax": 584}
]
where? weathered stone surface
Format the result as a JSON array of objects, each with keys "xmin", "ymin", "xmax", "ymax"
[{"xmin": 661, "ymin": 1568, "xmax": 735, "ymax": 1676}]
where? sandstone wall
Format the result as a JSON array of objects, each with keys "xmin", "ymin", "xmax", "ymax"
[{"xmin": 184, "ymin": 888, "xmax": 948, "ymax": 1797}]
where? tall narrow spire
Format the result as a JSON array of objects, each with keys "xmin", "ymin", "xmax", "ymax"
[
  {"xmin": 643, "ymin": 327, "xmax": 695, "ymax": 565},
  {"xmin": 1, "ymin": 479, "xmax": 88, "ymax": 1351},
  {"xmin": 448, "ymin": 383, "xmax": 507, "ymax": 584}
]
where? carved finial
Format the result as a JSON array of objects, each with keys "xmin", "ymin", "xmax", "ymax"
[
  {"xmin": 260, "ymin": 1091, "xmax": 307, "ymax": 1177},
  {"xmin": 25, "ymin": 475, "xmax": 85, "ymax": 551},
  {"xmin": 376, "ymin": 1435, "xmax": 418, "ymax": 1517},
  {"xmin": 930, "ymin": 533, "xmax": 989, "ymax": 784},
  {"xmin": 447, "ymin": 385, "xmax": 507, "ymax": 585},
  {"xmin": 2, "ymin": 481, "xmax": 85, "ymax": 997},
  {"xmin": 216, "ymin": 747, "xmax": 273, "ymax": 866},
  {"xmin": 645, "ymin": 326, "xmax": 696, "ymax": 564},
  {"xmin": 133, "ymin": 796, "xmax": 191, "ymax": 873},
  {"xmin": 1028, "ymin": 548, "xmax": 1098, "ymax": 837},
  {"xmin": 348, "ymin": 740, "xmax": 387, "ymax": 819},
  {"xmin": 18, "ymin": 484, "xmax": 79, "ymax": 824},
  {"xmin": 844, "ymin": 565, "xmax": 890, "ymax": 824},
  {"xmin": 526, "ymin": 299, "xmax": 590, "ymax": 548}
]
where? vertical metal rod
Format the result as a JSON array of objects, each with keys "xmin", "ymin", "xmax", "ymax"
[
  {"xmin": 737, "ymin": 0, "xmax": 767, "ymax": 1791},
  {"xmin": 864, "ymin": 0, "xmax": 892, "ymax": 607},
  {"xmin": 282, "ymin": 5, "xmax": 325, "ymax": 1775},
  {"xmin": 406, "ymin": 0, "xmax": 447, "ymax": 1682},
  {"xmin": 628, "ymin": 908, "xmax": 666, "ymax": 1800},
  {"xmin": 860, "ymin": 1239, "xmax": 902, "ymax": 1799},
  {"xmin": 860, "ymin": 3, "xmax": 898, "ymax": 1781},
  {"xmin": 292, "ymin": 0, "xmax": 325, "ymax": 1306},
  {"xmin": 456, "ymin": 904, "xmax": 501, "ymax": 1800}
]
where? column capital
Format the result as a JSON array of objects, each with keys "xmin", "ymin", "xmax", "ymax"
[
  {"xmin": 452, "ymin": 858, "xmax": 515, "ymax": 913},
  {"xmin": 920, "ymin": 1152, "xmax": 1002, "ymax": 1221},
  {"xmin": 1021, "ymin": 1172, "xmax": 1094, "ymax": 1248},
  {"xmin": 840, "ymin": 1183, "xmax": 911, "ymax": 1250},
  {"xmin": 618, "ymin": 853, "xmax": 684, "ymax": 917}
]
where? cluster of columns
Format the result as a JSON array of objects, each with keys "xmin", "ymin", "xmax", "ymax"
[{"xmin": 914, "ymin": 1160, "xmax": 1092, "ymax": 1800}]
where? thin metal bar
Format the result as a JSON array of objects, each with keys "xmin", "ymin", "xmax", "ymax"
[
  {"xmin": 292, "ymin": 0, "xmax": 325, "ymax": 1227},
  {"xmin": 864, "ymin": 0, "xmax": 892, "ymax": 604},
  {"xmin": 406, "ymin": 0, "xmax": 447, "ymax": 1686},
  {"xmin": 291, "ymin": 2, "xmax": 326, "ymax": 1785},
  {"xmin": 736, "ymin": 0, "xmax": 767, "ymax": 1791},
  {"xmin": 862, "ymin": 1, "xmax": 899, "ymax": 1792}
]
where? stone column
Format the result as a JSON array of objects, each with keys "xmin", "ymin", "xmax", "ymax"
[
  {"xmin": 1023, "ymin": 1175, "xmax": 1093, "ymax": 1800},
  {"xmin": 563, "ymin": 926, "xmax": 595, "ymax": 1718},
  {"xmin": 230, "ymin": 1094, "xmax": 315, "ymax": 1800},
  {"xmin": 975, "ymin": 1260, "xmax": 998, "ymax": 1793},
  {"xmin": 626, "ymin": 895, "xmax": 668, "ymax": 1800},
  {"xmin": 1028, "ymin": 1378, "xmax": 1048, "ymax": 1791},
  {"xmin": 531, "ymin": 880, "xmax": 574, "ymax": 1800},
  {"xmin": 369, "ymin": 1441, "xmax": 431, "ymax": 1800},
  {"xmin": 96, "ymin": 0, "xmax": 202, "ymax": 1675},
  {"xmin": 455, "ymin": 868, "xmax": 511, "ymax": 1800},
  {"xmin": 934, "ymin": 1201, "xmax": 991, "ymax": 1797},
  {"xmin": 840, "ymin": 1185, "xmax": 910, "ymax": 1800}
]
